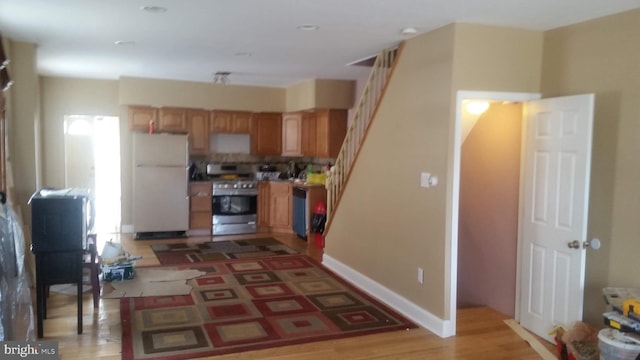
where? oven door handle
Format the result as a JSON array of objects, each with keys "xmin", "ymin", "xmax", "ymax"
[{"xmin": 212, "ymin": 190, "xmax": 258, "ymax": 196}]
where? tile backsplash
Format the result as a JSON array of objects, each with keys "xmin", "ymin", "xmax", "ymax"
[{"xmin": 190, "ymin": 153, "xmax": 334, "ymax": 174}]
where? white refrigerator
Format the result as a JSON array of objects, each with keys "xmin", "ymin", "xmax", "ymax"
[{"xmin": 132, "ymin": 133, "xmax": 189, "ymax": 236}]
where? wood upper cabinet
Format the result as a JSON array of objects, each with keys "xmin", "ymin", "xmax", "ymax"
[
  {"xmin": 269, "ymin": 182, "xmax": 292, "ymax": 231},
  {"xmin": 210, "ymin": 110, "xmax": 253, "ymax": 133},
  {"xmin": 282, "ymin": 112, "xmax": 302, "ymax": 156},
  {"xmin": 301, "ymin": 112, "xmax": 317, "ymax": 157},
  {"xmin": 187, "ymin": 109, "xmax": 210, "ymax": 155},
  {"xmin": 252, "ymin": 112, "xmax": 282, "ymax": 156},
  {"xmin": 158, "ymin": 107, "xmax": 188, "ymax": 133},
  {"xmin": 128, "ymin": 105, "xmax": 157, "ymax": 132},
  {"xmin": 210, "ymin": 111, "xmax": 232, "ymax": 132},
  {"xmin": 232, "ymin": 111, "xmax": 253, "ymax": 133},
  {"xmin": 315, "ymin": 109, "xmax": 348, "ymax": 158},
  {"xmin": 280, "ymin": 109, "xmax": 347, "ymax": 158}
]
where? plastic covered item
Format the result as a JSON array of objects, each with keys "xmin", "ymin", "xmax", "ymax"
[
  {"xmin": 0, "ymin": 199, "xmax": 35, "ymax": 341},
  {"xmin": 598, "ymin": 328, "xmax": 640, "ymax": 360}
]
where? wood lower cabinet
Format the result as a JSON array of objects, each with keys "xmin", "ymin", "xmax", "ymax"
[
  {"xmin": 252, "ymin": 113, "xmax": 282, "ymax": 156},
  {"xmin": 129, "ymin": 106, "xmax": 157, "ymax": 132},
  {"xmin": 257, "ymin": 182, "xmax": 270, "ymax": 230},
  {"xmin": 188, "ymin": 182, "xmax": 212, "ymax": 235},
  {"xmin": 187, "ymin": 109, "xmax": 209, "ymax": 155},
  {"xmin": 158, "ymin": 107, "xmax": 188, "ymax": 133},
  {"xmin": 257, "ymin": 182, "xmax": 293, "ymax": 233},
  {"xmin": 269, "ymin": 182, "xmax": 292, "ymax": 232}
]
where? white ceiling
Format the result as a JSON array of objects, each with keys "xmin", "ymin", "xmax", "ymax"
[{"xmin": 0, "ymin": 0, "xmax": 639, "ymax": 87}]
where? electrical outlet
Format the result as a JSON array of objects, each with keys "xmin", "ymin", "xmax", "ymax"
[{"xmin": 417, "ymin": 267, "xmax": 424, "ymax": 284}]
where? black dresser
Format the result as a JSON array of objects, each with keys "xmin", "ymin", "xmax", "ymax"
[{"xmin": 29, "ymin": 188, "xmax": 92, "ymax": 338}]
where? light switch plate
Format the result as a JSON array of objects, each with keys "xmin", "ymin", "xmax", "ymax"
[{"xmin": 420, "ymin": 172, "xmax": 431, "ymax": 188}]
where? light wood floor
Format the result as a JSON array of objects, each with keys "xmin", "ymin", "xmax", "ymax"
[{"xmin": 37, "ymin": 232, "xmax": 556, "ymax": 359}]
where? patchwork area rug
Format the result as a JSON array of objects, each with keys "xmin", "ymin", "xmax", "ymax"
[
  {"xmin": 151, "ymin": 237, "xmax": 298, "ymax": 265},
  {"xmin": 121, "ymin": 255, "xmax": 416, "ymax": 360}
]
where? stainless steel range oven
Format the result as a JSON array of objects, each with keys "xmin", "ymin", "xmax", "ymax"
[
  {"xmin": 212, "ymin": 180, "xmax": 257, "ymax": 235},
  {"xmin": 207, "ymin": 163, "xmax": 258, "ymax": 236}
]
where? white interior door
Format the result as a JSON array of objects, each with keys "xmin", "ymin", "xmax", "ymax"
[{"xmin": 519, "ymin": 94, "xmax": 594, "ymax": 341}]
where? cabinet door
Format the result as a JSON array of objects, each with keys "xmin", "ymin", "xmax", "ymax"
[
  {"xmin": 188, "ymin": 109, "xmax": 210, "ymax": 155},
  {"xmin": 301, "ymin": 112, "xmax": 317, "ymax": 157},
  {"xmin": 158, "ymin": 107, "xmax": 187, "ymax": 132},
  {"xmin": 129, "ymin": 106, "xmax": 157, "ymax": 132},
  {"xmin": 282, "ymin": 113, "xmax": 302, "ymax": 156},
  {"xmin": 210, "ymin": 111, "xmax": 232, "ymax": 132},
  {"xmin": 269, "ymin": 182, "xmax": 291, "ymax": 229},
  {"xmin": 252, "ymin": 113, "xmax": 282, "ymax": 156},
  {"xmin": 189, "ymin": 183, "xmax": 212, "ymax": 231},
  {"xmin": 315, "ymin": 109, "xmax": 348, "ymax": 158},
  {"xmin": 257, "ymin": 182, "xmax": 270, "ymax": 227},
  {"xmin": 231, "ymin": 111, "xmax": 253, "ymax": 133}
]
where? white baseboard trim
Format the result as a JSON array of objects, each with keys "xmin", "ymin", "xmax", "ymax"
[
  {"xmin": 322, "ymin": 254, "xmax": 454, "ymax": 338},
  {"xmin": 121, "ymin": 224, "xmax": 134, "ymax": 234}
]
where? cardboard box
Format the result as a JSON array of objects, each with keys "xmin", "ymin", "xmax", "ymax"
[{"xmin": 102, "ymin": 263, "xmax": 135, "ymax": 281}]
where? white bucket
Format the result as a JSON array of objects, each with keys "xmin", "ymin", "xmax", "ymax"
[{"xmin": 598, "ymin": 328, "xmax": 640, "ymax": 360}]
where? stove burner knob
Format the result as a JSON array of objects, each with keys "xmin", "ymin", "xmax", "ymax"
[
  {"xmin": 233, "ymin": 183, "xmax": 238, "ymax": 188},
  {"xmin": 242, "ymin": 184, "xmax": 248, "ymax": 188}
]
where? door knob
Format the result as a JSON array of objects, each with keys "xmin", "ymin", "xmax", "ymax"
[
  {"xmin": 567, "ymin": 240, "xmax": 581, "ymax": 249},
  {"xmin": 567, "ymin": 239, "xmax": 601, "ymax": 250},
  {"xmin": 583, "ymin": 238, "xmax": 601, "ymax": 250}
]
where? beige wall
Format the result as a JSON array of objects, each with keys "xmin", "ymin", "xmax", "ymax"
[
  {"xmin": 457, "ymin": 103, "xmax": 522, "ymax": 317},
  {"xmin": 285, "ymin": 80, "xmax": 315, "ymax": 111},
  {"xmin": 326, "ymin": 23, "xmax": 543, "ymax": 321},
  {"xmin": 6, "ymin": 41, "xmax": 39, "ymax": 224},
  {"xmin": 38, "ymin": 77, "xmax": 127, "ymax": 220},
  {"xmin": 541, "ymin": 9, "xmax": 640, "ymax": 326},
  {"xmin": 119, "ymin": 77, "xmax": 286, "ymax": 111},
  {"xmin": 325, "ymin": 24, "xmax": 457, "ymax": 319},
  {"xmin": 452, "ymin": 24, "xmax": 543, "ymax": 92},
  {"xmin": 285, "ymin": 79, "xmax": 356, "ymax": 111}
]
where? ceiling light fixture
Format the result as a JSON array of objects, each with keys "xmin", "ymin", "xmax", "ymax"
[
  {"xmin": 465, "ymin": 101, "xmax": 490, "ymax": 115},
  {"xmin": 213, "ymin": 71, "xmax": 230, "ymax": 85},
  {"xmin": 297, "ymin": 24, "xmax": 319, "ymax": 31},
  {"xmin": 400, "ymin": 27, "xmax": 418, "ymax": 35},
  {"xmin": 140, "ymin": 5, "xmax": 168, "ymax": 13}
]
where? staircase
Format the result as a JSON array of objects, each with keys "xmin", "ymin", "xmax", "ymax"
[{"xmin": 325, "ymin": 46, "xmax": 401, "ymax": 231}]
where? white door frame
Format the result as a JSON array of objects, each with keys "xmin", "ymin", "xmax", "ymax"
[{"xmin": 446, "ymin": 90, "xmax": 541, "ymax": 336}]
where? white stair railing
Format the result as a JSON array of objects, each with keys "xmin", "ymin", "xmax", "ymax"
[{"xmin": 326, "ymin": 47, "xmax": 398, "ymax": 228}]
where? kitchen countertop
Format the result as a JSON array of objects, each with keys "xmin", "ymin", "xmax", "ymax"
[
  {"xmin": 188, "ymin": 179, "xmax": 325, "ymax": 188},
  {"xmin": 260, "ymin": 179, "xmax": 326, "ymax": 188}
]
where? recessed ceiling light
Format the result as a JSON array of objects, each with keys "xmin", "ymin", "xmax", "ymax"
[
  {"xmin": 400, "ymin": 27, "xmax": 418, "ymax": 35},
  {"xmin": 140, "ymin": 5, "xmax": 168, "ymax": 13},
  {"xmin": 297, "ymin": 24, "xmax": 319, "ymax": 31},
  {"xmin": 114, "ymin": 40, "xmax": 136, "ymax": 46}
]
